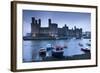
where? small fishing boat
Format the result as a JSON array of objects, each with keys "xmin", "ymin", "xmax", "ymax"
[
  {"xmin": 63, "ymin": 45, "xmax": 67, "ymax": 48},
  {"xmin": 52, "ymin": 46, "xmax": 64, "ymax": 58},
  {"xmin": 39, "ymin": 48, "xmax": 46, "ymax": 57},
  {"xmin": 63, "ymin": 44, "xmax": 67, "ymax": 48},
  {"xmin": 86, "ymin": 43, "xmax": 91, "ymax": 46},
  {"xmin": 78, "ymin": 43, "xmax": 83, "ymax": 46},
  {"xmin": 81, "ymin": 48, "xmax": 90, "ymax": 53}
]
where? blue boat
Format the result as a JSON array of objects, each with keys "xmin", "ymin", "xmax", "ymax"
[{"xmin": 46, "ymin": 44, "xmax": 54, "ymax": 51}]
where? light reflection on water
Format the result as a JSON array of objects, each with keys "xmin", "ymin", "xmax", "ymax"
[{"xmin": 23, "ymin": 38, "xmax": 91, "ymax": 62}]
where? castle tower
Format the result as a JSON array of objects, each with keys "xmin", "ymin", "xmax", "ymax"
[
  {"xmin": 32, "ymin": 17, "xmax": 35, "ymax": 24},
  {"xmin": 31, "ymin": 17, "xmax": 40, "ymax": 37},
  {"xmin": 48, "ymin": 19, "xmax": 51, "ymax": 25},
  {"xmin": 31, "ymin": 17, "xmax": 35, "ymax": 34},
  {"xmin": 35, "ymin": 20, "xmax": 37, "ymax": 24},
  {"xmin": 38, "ymin": 19, "xmax": 41, "ymax": 28},
  {"xmin": 74, "ymin": 26, "xmax": 76, "ymax": 30}
]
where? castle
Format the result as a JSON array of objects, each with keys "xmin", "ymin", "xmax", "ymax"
[{"xmin": 31, "ymin": 17, "xmax": 82, "ymax": 39}]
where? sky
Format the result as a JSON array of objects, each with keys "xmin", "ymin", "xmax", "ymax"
[{"xmin": 23, "ymin": 10, "xmax": 91, "ymax": 36}]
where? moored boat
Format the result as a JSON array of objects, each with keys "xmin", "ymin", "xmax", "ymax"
[
  {"xmin": 63, "ymin": 44, "xmax": 67, "ymax": 48},
  {"xmin": 52, "ymin": 46, "xmax": 64, "ymax": 58},
  {"xmin": 39, "ymin": 48, "xmax": 46, "ymax": 57},
  {"xmin": 63, "ymin": 46, "xmax": 67, "ymax": 48},
  {"xmin": 78, "ymin": 43, "xmax": 83, "ymax": 47},
  {"xmin": 86, "ymin": 43, "xmax": 91, "ymax": 46},
  {"xmin": 81, "ymin": 48, "xmax": 90, "ymax": 53}
]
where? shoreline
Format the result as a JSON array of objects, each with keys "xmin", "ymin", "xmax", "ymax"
[
  {"xmin": 23, "ymin": 37, "xmax": 69, "ymax": 40},
  {"xmin": 23, "ymin": 36, "xmax": 90, "ymax": 40},
  {"xmin": 23, "ymin": 36, "xmax": 84, "ymax": 40},
  {"xmin": 23, "ymin": 53, "xmax": 91, "ymax": 63}
]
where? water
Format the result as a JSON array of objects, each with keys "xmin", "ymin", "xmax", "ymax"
[{"xmin": 23, "ymin": 38, "xmax": 91, "ymax": 62}]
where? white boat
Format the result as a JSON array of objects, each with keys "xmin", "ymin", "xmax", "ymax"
[{"xmin": 52, "ymin": 46, "xmax": 64, "ymax": 58}]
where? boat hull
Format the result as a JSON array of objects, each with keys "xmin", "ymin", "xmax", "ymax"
[
  {"xmin": 52, "ymin": 51, "xmax": 64, "ymax": 58},
  {"xmin": 81, "ymin": 48, "xmax": 90, "ymax": 53}
]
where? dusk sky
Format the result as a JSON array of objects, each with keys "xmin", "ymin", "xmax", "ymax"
[{"xmin": 23, "ymin": 10, "xmax": 91, "ymax": 36}]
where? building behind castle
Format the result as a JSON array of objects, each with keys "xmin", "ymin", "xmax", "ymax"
[{"xmin": 30, "ymin": 17, "xmax": 82, "ymax": 39}]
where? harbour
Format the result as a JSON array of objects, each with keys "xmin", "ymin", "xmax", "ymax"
[{"xmin": 23, "ymin": 38, "xmax": 91, "ymax": 62}]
